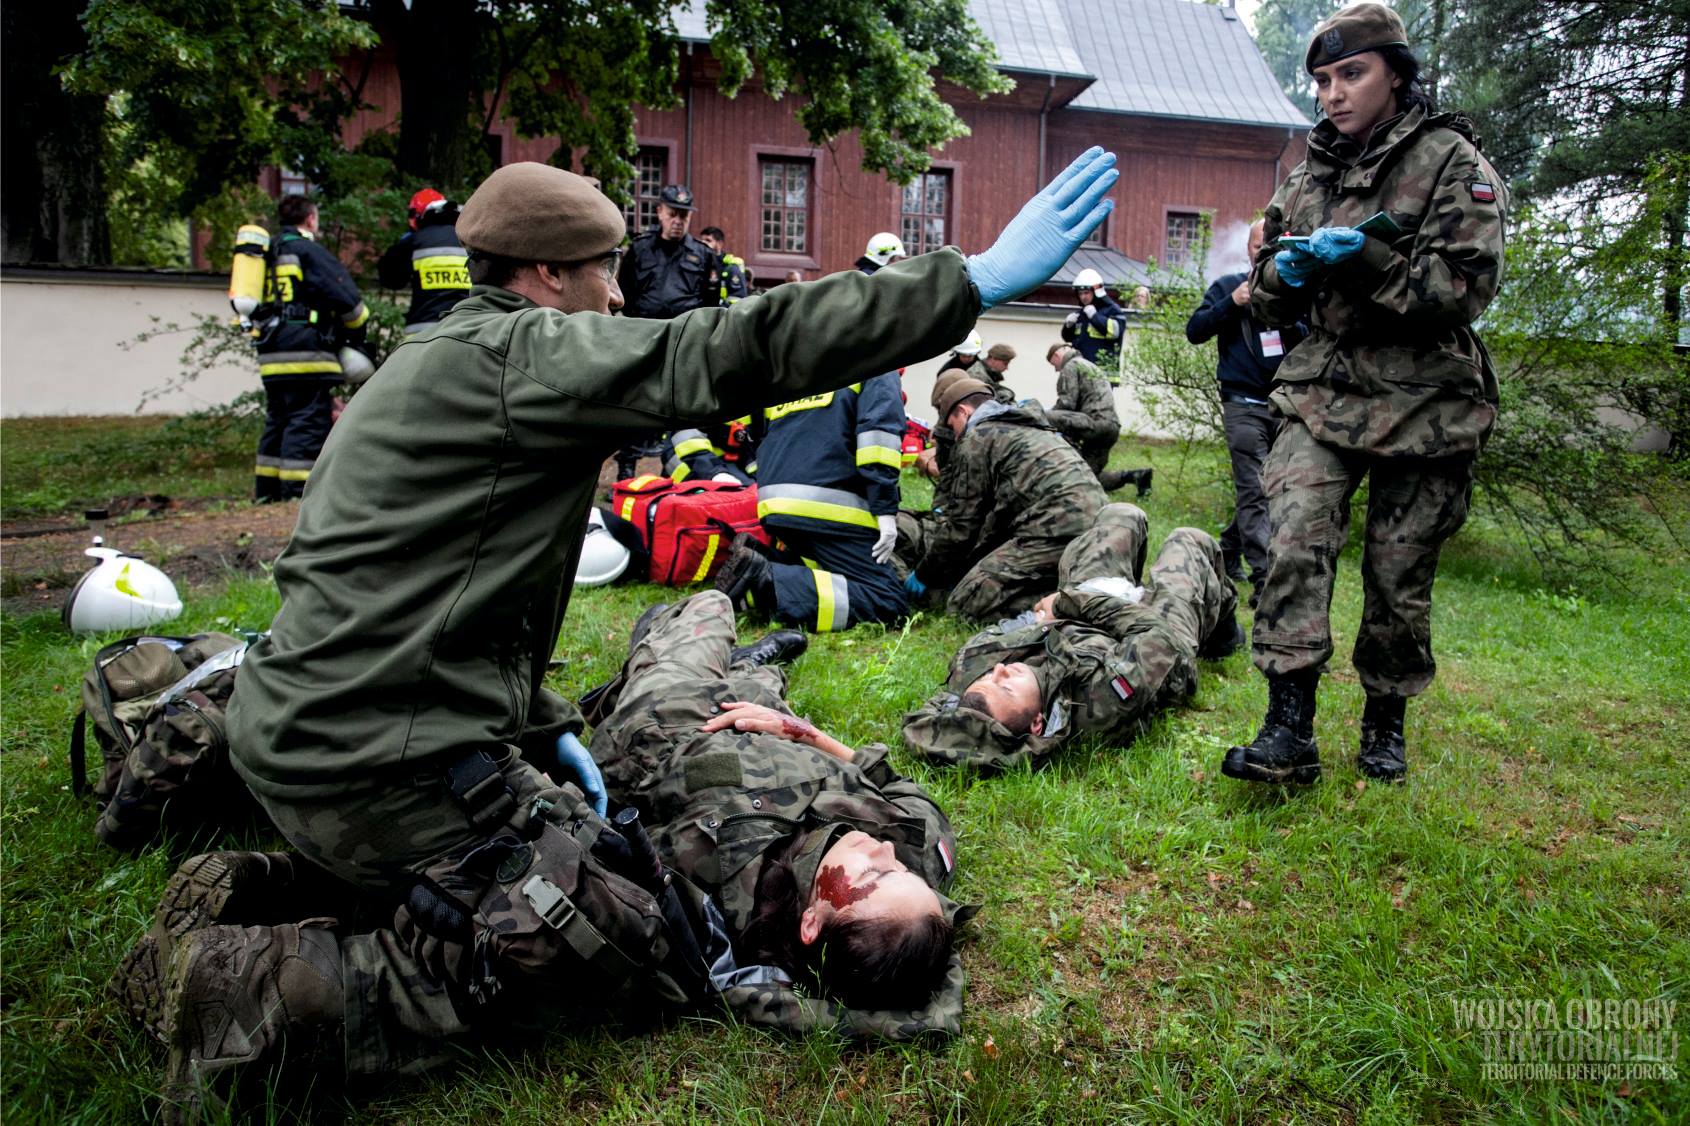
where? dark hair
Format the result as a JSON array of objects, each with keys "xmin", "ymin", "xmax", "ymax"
[
  {"xmin": 467, "ymin": 253, "xmax": 573, "ymax": 288},
  {"xmin": 277, "ymin": 193, "xmax": 317, "ymax": 227},
  {"xmin": 743, "ymin": 833, "xmax": 954, "ymax": 1011},
  {"xmin": 954, "ymin": 391, "xmax": 993, "ymax": 415},
  {"xmin": 700, "ymin": 226, "xmax": 725, "ymax": 241},
  {"xmin": 960, "ymin": 690, "xmax": 1038, "ymax": 734},
  {"xmin": 1377, "ymin": 45, "xmax": 1435, "ymax": 115}
]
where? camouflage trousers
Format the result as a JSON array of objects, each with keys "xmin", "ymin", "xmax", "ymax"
[
  {"xmin": 1046, "ymin": 409, "xmax": 1116, "ymax": 477},
  {"xmin": 1253, "ymin": 418, "xmax": 1474, "ymax": 697},
  {"xmin": 893, "ymin": 509, "xmax": 1072, "ymax": 623}
]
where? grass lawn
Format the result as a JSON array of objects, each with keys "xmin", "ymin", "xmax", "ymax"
[{"xmin": 1, "ymin": 431, "xmax": 1685, "ymax": 1123}]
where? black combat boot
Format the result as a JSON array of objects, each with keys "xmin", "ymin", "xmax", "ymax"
[
  {"xmin": 1221, "ymin": 672, "xmax": 1321, "ymax": 784},
  {"xmin": 1097, "ymin": 466, "xmax": 1154, "ymax": 495},
  {"xmin": 113, "ymin": 852, "xmax": 348, "ymax": 1043},
  {"xmin": 1357, "ymin": 693, "xmax": 1408, "ymax": 782},
  {"xmin": 1198, "ymin": 618, "xmax": 1246, "ymax": 660},
  {"xmin": 712, "ymin": 534, "xmax": 775, "ymax": 619},
  {"xmin": 730, "ymin": 629, "xmax": 809, "ymax": 668},
  {"xmin": 161, "ymin": 922, "xmax": 344, "ymax": 1124},
  {"xmin": 1222, "ymin": 551, "xmax": 1247, "ymax": 584}
]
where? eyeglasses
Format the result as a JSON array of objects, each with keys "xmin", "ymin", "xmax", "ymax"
[{"xmin": 595, "ymin": 250, "xmax": 624, "ymax": 283}]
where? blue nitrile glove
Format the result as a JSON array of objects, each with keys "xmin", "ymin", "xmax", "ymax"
[
  {"xmin": 1309, "ymin": 226, "xmax": 1366, "ymax": 264},
  {"xmin": 904, "ymin": 572, "xmax": 928, "ymax": 598},
  {"xmin": 966, "ymin": 147, "xmax": 1119, "ymax": 310},
  {"xmin": 555, "ymin": 732, "xmax": 607, "ymax": 816},
  {"xmin": 1273, "ymin": 245, "xmax": 1321, "ymax": 289}
]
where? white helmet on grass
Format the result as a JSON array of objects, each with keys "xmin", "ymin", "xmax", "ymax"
[
  {"xmin": 62, "ymin": 548, "xmax": 184, "ymax": 633},
  {"xmin": 574, "ymin": 508, "xmax": 632, "ymax": 588}
]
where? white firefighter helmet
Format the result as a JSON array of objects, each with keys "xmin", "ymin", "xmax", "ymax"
[
  {"xmin": 338, "ymin": 346, "xmax": 376, "ymax": 385},
  {"xmin": 864, "ymin": 232, "xmax": 907, "ymax": 267},
  {"xmin": 952, "ymin": 329, "xmax": 983, "ymax": 357},
  {"xmin": 574, "ymin": 508, "xmax": 631, "ymax": 588},
  {"xmin": 62, "ymin": 548, "xmax": 184, "ymax": 633},
  {"xmin": 1073, "ymin": 267, "xmax": 1105, "ymax": 293}
]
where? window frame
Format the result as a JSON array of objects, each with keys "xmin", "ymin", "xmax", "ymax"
[
  {"xmin": 748, "ymin": 146, "xmax": 822, "ymax": 273},
  {"xmin": 1161, "ymin": 205, "xmax": 1211, "ymax": 272},
  {"xmin": 897, "ymin": 164, "xmax": 957, "ymax": 257},
  {"xmin": 623, "ymin": 141, "xmax": 677, "ymax": 238}
]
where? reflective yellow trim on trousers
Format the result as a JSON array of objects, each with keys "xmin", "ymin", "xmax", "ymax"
[
  {"xmin": 854, "ymin": 445, "xmax": 902, "ymax": 469},
  {"xmin": 253, "ymin": 464, "xmax": 280, "ymax": 478},
  {"xmin": 260, "ymin": 361, "xmax": 342, "ymax": 377},
  {"xmin": 692, "ymin": 534, "xmax": 722, "ymax": 583},
  {"xmin": 813, "ymin": 570, "xmax": 839, "ymax": 631},
  {"xmin": 277, "ymin": 467, "xmax": 311, "ymax": 482},
  {"xmin": 672, "ymin": 436, "xmax": 715, "ymax": 458},
  {"xmin": 757, "ymin": 496, "xmax": 877, "ymax": 530}
]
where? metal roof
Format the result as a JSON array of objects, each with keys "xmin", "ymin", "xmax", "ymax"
[
  {"xmin": 671, "ymin": 0, "xmax": 1088, "ymax": 78},
  {"xmin": 1058, "ymin": 0, "xmax": 1311, "ymax": 128},
  {"xmin": 1049, "ymin": 245, "xmax": 1153, "ymax": 287}
]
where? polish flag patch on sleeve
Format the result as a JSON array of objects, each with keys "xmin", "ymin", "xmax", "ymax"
[
  {"xmin": 936, "ymin": 838, "xmax": 955, "ymax": 874},
  {"xmin": 1111, "ymin": 674, "xmax": 1133, "ymax": 701},
  {"xmin": 1469, "ymin": 181, "xmax": 1496, "ymax": 202}
]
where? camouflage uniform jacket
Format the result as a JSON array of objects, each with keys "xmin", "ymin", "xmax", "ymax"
[
  {"xmin": 966, "ymin": 359, "xmax": 1017, "ymax": 404},
  {"xmin": 1052, "ymin": 355, "xmax": 1120, "ymax": 439},
  {"xmin": 626, "ymin": 721, "xmax": 970, "ymax": 1038},
  {"xmin": 1252, "ymin": 108, "xmax": 1508, "ymax": 457},
  {"xmin": 905, "ymin": 588, "xmax": 1198, "ymax": 770},
  {"xmin": 913, "ymin": 403, "xmax": 1105, "ymax": 587},
  {"xmin": 228, "ymin": 252, "xmax": 980, "ymax": 800}
]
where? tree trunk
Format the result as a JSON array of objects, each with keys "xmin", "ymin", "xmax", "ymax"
[
  {"xmin": 378, "ymin": 0, "xmax": 490, "ymax": 188},
  {"xmin": 1, "ymin": 4, "xmax": 110, "ymax": 265}
]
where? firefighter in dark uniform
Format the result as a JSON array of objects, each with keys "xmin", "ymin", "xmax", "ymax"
[
  {"xmin": 254, "ymin": 193, "xmax": 370, "ymax": 501},
  {"xmin": 377, "ymin": 188, "xmax": 471, "ymax": 336},
  {"xmin": 713, "ymin": 373, "xmax": 909, "ymax": 633},
  {"xmin": 613, "ymin": 184, "xmax": 724, "ymax": 478},
  {"xmin": 1060, "ymin": 268, "xmax": 1128, "ymax": 383},
  {"xmin": 698, "ymin": 226, "xmax": 749, "ymax": 304},
  {"xmin": 660, "ymin": 419, "xmax": 757, "ymax": 485}
]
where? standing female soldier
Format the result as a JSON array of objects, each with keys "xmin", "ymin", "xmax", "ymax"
[{"xmin": 1223, "ymin": 3, "xmax": 1507, "ymax": 785}]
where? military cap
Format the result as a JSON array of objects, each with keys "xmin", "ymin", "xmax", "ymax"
[
  {"xmin": 659, "ymin": 184, "xmax": 697, "ymax": 212},
  {"xmin": 457, "ymin": 162, "xmax": 625, "ymax": 261},
  {"xmin": 986, "ymin": 343, "xmax": 1016, "ymax": 363},
  {"xmin": 936, "ymin": 377, "xmax": 993, "ymax": 421},
  {"xmin": 1306, "ymin": 2, "xmax": 1409, "ymax": 73},
  {"xmin": 930, "ymin": 370, "xmax": 969, "ymax": 412}
]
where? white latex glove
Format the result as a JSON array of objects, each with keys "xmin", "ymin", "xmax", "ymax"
[
  {"xmin": 1083, "ymin": 303, "xmax": 1097, "ymax": 318},
  {"xmin": 872, "ymin": 514, "xmax": 898, "ymax": 564},
  {"xmin": 711, "ymin": 472, "xmax": 742, "ymax": 483},
  {"xmin": 1064, "ymin": 311, "xmax": 1081, "ymax": 327}
]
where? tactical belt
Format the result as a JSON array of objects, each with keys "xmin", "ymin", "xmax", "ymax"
[
  {"xmin": 1220, "ymin": 391, "xmax": 1270, "ymax": 406},
  {"xmin": 445, "ymin": 749, "xmax": 518, "ymax": 834}
]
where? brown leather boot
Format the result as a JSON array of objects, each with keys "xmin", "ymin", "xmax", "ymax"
[{"xmin": 161, "ymin": 922, "xmax": 343, "ymax": 1124}]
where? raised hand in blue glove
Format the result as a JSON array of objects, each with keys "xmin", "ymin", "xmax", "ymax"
[
  {"xmin": 1308, "ymin": 226, "xmax": 1366, "ymax": 264},
  {"xmin": 1273, "ymin": 244, "xmax": 1321, "ymax": 289},
  {"xmin": 967, "ymin": 146, "xmax": 1119, "ymax": 310},
  {"xmin": 555, "ymin": 731, "xmax": 607, "ymax": 816},
  {"xmin": 904, "ymin": 572, "xmax": 927, "ymax": 598}
]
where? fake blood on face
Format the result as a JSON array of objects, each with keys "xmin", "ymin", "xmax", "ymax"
[{"xmin": 816, "ymin": 864, "xmax": 876, "ymax": 910}]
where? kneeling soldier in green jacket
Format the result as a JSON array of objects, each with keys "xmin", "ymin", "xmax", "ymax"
[
  {"xmin": 903, "ymin": 504, "xmax": 1242, "ymax": 770},
  {"xmin": 123, "ymin": 150, "xmax": 1120, "ymax": 1114}
]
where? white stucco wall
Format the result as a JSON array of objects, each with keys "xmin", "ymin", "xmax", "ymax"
[{"xmin": 0, "ymin": 274, "xmax": 253, "ymax": 417}]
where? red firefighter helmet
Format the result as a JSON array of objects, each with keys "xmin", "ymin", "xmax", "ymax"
[{"xmin": 407, "ymin": 188, "xmax": 447, "ymax": 229}]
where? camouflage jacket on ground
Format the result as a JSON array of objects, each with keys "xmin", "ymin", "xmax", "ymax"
[
  {"xmin": 627, "ymin": 718, "xmax": 972, "ymax": 1039},
  {"xmin": 913, "ymin": 403, "xmax": 1105, "ymax": 586},
  {"xmin": 1051, "ymin": 355, "xmax": 1120, "ymax": 440},
  {"xmin": 1252, "ymin": 107, "xmax": 1508, "ymax": 457},
  {"xmin": 903, "ymin": 588, "xmax": 1197, "ymax": 770}
]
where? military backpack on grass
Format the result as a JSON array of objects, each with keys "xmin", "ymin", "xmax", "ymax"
[{"xmin": 69, "ymin": 633, "xmax": 263, "ymax": 850}]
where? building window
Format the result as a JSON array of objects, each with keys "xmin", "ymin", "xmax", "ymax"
[
  {"xmin": 1082, "ymin": 213, "xmax": 1107, "ymax": 249},
  {"xmin": 760, "ymin": 158, "xmax": 811, "ymax": 254},
  {"xmin": 1164, "ymin": 211, "xmax": 1203, "ymax": 269},
  {"xmin": 623, "ymin": 149, "xmax": 667, "ymax": 236},
  {"xmin": 900, "ymin": 171, "xmax": 951, "ymax": 255},
  {"xmin": 278, "ymin": 168, "xmax": 312, "ymax": 197}
]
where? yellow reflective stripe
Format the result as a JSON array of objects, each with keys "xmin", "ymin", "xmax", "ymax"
[
  {"xmin": 413, "ymin": 256, "xmax": 471, "ymax": 291},
  {"xmin": 855, "ymin": 445, "xmax": 903, "ymax": 469},
  {"xmin": 692, "ymin": 534, "xmax": 721, "ymax": 583},
  {"xmin": 620, "ymin": 496, "xmax": 637, "ymax": 520},
  {"xmin": 757, "ymin": 496, "xmax": 877, "ymax": 530},
  {"xmin": 626, "ymin": 475, "xmax": 666, "ymax": 490},
  {"xmin": 342, "ymin": 302, "xmax": 370, "ymax": 329},
  {"xmin": 814, "ymin": 570, "xmax": 839, "ymax": 631},
  {"xmin": 253, "ymin": 464, "xmax": 280, "ymax": 477},
  {"xmin": 260, "ymin": 361, "xmax": 342, "ymax": 376},
  {"xmin": 277, "ymin": 467, "xmax": 311, "ymax": 482},
  {"xmin": 672, "ymin": 437, "xmax": 714, "ymax": 457},
  {"xmin": 671, "ymin": 461, "xmax": 692, "ymax": 482},
  {"xmin": 765, "ymin": 391, "xmax": 834, "ymax": 421}
]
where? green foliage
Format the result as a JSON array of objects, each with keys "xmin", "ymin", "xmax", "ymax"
[
  {"xmin": 1120, "ymin": 217, "xmax": 1226, "ymax": 452},
  {"xmin": 1251, "ymin": 0, "xmax": 1329, "ymax": 118}
]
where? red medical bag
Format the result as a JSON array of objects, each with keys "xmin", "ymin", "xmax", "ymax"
[{"xmin": 611, "ymin": 476, "xmax": 770, "ymax": 586}]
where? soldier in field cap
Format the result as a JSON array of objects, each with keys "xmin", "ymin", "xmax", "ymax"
[
  {"xmin": 1223, "ymin": 0, "xmax": 1509, "ymax": 788},
  {"xmin": 127, "ymin": 152, "xmax": 1123, "ymax": 1110}
]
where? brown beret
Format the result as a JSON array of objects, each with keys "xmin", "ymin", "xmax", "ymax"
[
  {"xmin": 1306, "ymin": 2, "xmax": 1408, "ymax": 73},
  {"xmin": 937, "ymin": 377, "xmax": 993, "ymax": 421},
  {"xmin": 930, "ymin": 370, "xmax": 968, "ymax": 412},
  {"xmin": 986, "ymin": 343, "xmax": 1016, "ymax": 362},
  {"xmin": 457, "ymin": 162, "xmax": 625, "ymax": 261}
]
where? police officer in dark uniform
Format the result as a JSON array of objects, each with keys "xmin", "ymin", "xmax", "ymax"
[
  {"xmin": 254, "ymin": 194, "xmax": 370, "ymax": 501},
  {"xmin": 613, "ymin": 184, "xmax": 724, "ymax": 477},
  {"xmin": 377, "ymin": 188, "xmax": 472, "ymax": 336}
]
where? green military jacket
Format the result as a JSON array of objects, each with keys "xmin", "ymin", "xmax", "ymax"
[
  {"xmin": 1253, "ymin": 107, "xmax": 1508, "ymax": 457},
  {"xmin": 627, "ymin": 724, "xmax": 970, "ymax": 1039},
  {"xmin": 1051, "ymin": 355, "xmax": 1120, "ymax": 441},
  {"xmin": 229, "ymin": 253, "xmax": 979, "ymax": 799},
  {"xmin": 903, "ymin": 587, "xmax": 1198, "ymax": 770},
  {"xmin": 966, "ymin": 359, "xmax": 1017, "ymax": 404},
  {"xmin": 914, "ymin": 403, "xmax": 1105, "ymax": 587}
]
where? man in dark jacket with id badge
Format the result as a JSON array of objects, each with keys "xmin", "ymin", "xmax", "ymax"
[{"xmin": 1185, "ymin": 219, "xmax": 1303, "ymax": 594}]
